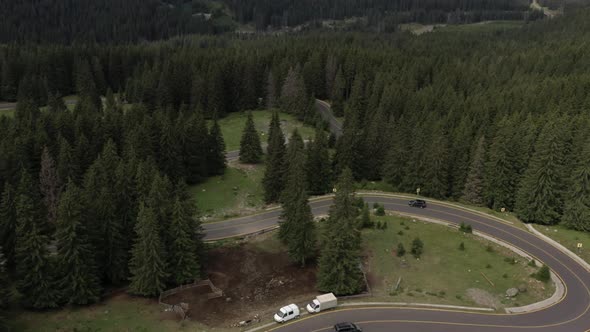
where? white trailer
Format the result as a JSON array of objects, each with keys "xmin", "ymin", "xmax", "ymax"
[{"xmin": 306, "ymin": 293, "xmax": 337, "ymax": 313}]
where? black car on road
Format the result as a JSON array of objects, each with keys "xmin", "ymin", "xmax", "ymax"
[
  {"xmin": 409, "ymin": 199, "xmax": 427, "ymax": 208},
  {"xmin": 334, "ymin": 322, "xmax": 362, "ymax": 332}
]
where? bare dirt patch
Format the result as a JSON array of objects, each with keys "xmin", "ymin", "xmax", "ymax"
[
  {"xmin": 466, "ymin": 288, "xmax": 501, "ymax": 309},
  {"xmin": 164, "ymin": 242, "xmax": 318, "ymax": 328}
]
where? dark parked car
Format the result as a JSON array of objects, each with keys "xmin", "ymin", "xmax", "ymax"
[
  {"xmin": 409, "ymin": 199, "xmax": 427, "ymax": 208},
  {"xmin": 334, "ymin": 322, "xmax": 362, "ymax": 332}
]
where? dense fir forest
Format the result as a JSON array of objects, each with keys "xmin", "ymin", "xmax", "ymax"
[
  {"xmin": 3, "ymin": 6, "xmax": 590, "ymax": 311},
  {"xmin": 224, "ymin": 0, "xmax": 535, "ymax": 29},
  {"xmin": 0, "ymin": 0, "xmax": 233, "ymax": 44}
]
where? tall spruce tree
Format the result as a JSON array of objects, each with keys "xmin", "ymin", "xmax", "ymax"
[
  {"xmin": 0, "ymin": 183, "xmax": 16, "ymax": 266},
  {"xmin": 515, "ymin": 120, "xmax": 566, "ymax": 224},
  {"xmin": 281, "ymin": 66, "xmax": 309, "ymax": 121},
  {"xmin": 207, "ymin": 119, "xmax": 226, "ymax": 176},
  {"xmin": 331, "ymin": 69, "xmax": 346, "ymax": 117},
  {"xmin": 15, "ymin": 169, "xmax": 58, "ymax": 309},
  {"xmin": 39, "ymin": 146, "xmax": 61, "ymax": 227},
  {"xmin": 317, "ymin": 168, "xmax": 363, "ymax": 295},
  {"xmin": 129, "ymin": 202, "xmax": 169, "ymax": 297},
  {"xmin": 279, "ymin": 148, "xmax": 316, "ymax": 267},
  {"xmin": 562, "ymin": 139, "xmax": 590, "ymax": 231},
  {"xmin": 263, "ymin": 111, "xmax": 286, "ymax": 203},
  {"xmin": 183, "ymin": 113, "xmax": 208, "ymax": 184},
  {"xmin": 159, "ymin": 116, "xmax": 184, "ymax": 181},
  {"xmin": 169, "ymin": 197, "xmax": 201, "ymax": 285},
  {"xmin": 0, "ymin": 246, "xmax": 9, "ymax": 308},
  {"xmin": 239, "ymin": 112, "xmax": 263, "ymax": 164},
  {"xmin": 55, "ymin": 180, "xmax": 101, "ymax": 305},
  {"xmin": 485, "ymin": 117, "xmax": 520, "ymax": 211},
  {"xmin": 266, "ymin": 70, "xmax": 277, "ymax": 109},
  {"xmin": 462, "ymin": 136, "xmax": 486, "ymax": 205},
  {"xmin": 306, "ymin": 126, "xmax": 332, "ymax": 195}
]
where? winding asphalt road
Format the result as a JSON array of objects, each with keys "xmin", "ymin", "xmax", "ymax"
[{"xmin": 207, "ymin": 101, "xmax": 590, "ymax": 331}]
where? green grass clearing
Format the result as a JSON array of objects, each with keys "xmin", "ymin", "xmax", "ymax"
[
  {"xmin": 0, "ymin": 108, "xmax": 14, "ymax": 118},
  {"xmin": 363, "ymin": 215, "xmax": 553, "ymax": 309},
  {"xmin": 190, "ymin": 163, "xmax": 265, "ymax": 220},
  {"xmin": 533, "ymin": 224, "xmax": 590, "ymax": 265},
  {"xmin": 8, "ymin": 294, "xmax": 238, "ymax": 332},
  {"xmin": 216, "ymin": 109, "xmax": 317, "ymax": 151}
]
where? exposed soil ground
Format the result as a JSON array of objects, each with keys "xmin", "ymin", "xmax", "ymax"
[{"xmin": 164, "ymin": 241, "xmax": 318, "ymax": 328}]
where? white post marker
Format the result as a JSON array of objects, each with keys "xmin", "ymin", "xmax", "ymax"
[
  {"xmin": 578, "ymin": 243, "xmax": 583, "ymax": 253},
  {"xmin": 416, "ymin": 187, "xmax": 421, "ymax": 196}
]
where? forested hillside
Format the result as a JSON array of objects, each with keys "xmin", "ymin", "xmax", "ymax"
[
  {"xmin": 0, "ymin": 0, "xmax": 233, "ymax": 43},
  {"xmin": 2, "ymin": 8, "xmax": 590, "ymax": 311},
  {"xmin": 224, "ymin": 0, "xmax": 535, "ymax": 29}
]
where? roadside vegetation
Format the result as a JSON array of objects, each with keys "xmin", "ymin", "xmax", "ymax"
[
  {"xmin": 534, "ymin": 225, "xmax": 590, "ymax": 265},
  {"xmin": 364, "ymin": 215, "xmax": 554, "ymax": 309}
]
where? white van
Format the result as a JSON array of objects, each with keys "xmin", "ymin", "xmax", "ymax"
[{"xmin": 274, "ymin": 304, "xmax": 300, "ymax": 323}]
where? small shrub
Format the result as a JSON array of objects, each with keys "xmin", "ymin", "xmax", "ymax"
[
  {"xmin": 411, "ymin": 237, "xmax": 424, "ymax": 258},
  {"xmin": 486, "ymin": 245, "xmax": 494, "ymax": 253},
  {"xmin": 503, "ymin": 273, "xmax": 508, "ymax": 279},
  {"xmin": 425, "ymin": 291, "xmax": 437, "ymax": 296},
  {"xmin": 528, "ymin": 259, "xmax": 537, "ymax": 267},
  {"xmin": 459, "ymin": 222, "xmax": 473, "ymax": 234},
  {"xmin": 504, "ymin": 257, "xmax": 516, "ymax": 265},
  {"xmin": 405, "ymin": 225, "xmax": 410, "ymax": 230},
  {"xmin": 485, "ymin": 263, "xmax": 492, "ymax": 269},
  {"xmin": 375, "ymin": 221, "xmax": 382, "ymax": 229},
  {"xmin": 532, "ymin": 265, "xmax": 551, "ymax": 282},
  {"xmin": 455, "ymin": 295, "xmax": 463, "ymax": 300},
  {"xmin": 398, "ymin": 230, "xmax": 404, "ymax": 236},
  {"xmin": 376, "ymin": 206, "xmax": 386, "ymax": 216},
  {"xmin": 400, "ymin": 221, "xmax": 405, "ymax": 226},
  {"xmin": 382, "ymin": 221, "xmax": 388, "ymax": 230},
  {"xmin": 458, "ymin": 242, "xmax": 465, "ymax": 251},
  {"xmin": 397, "ymin": 243, "xmax": 406, "ymax": 257},
  {"xmin": 438, "ymin": 290, "xmax": 446, "ymax": 297},
  {"xmin": 414, "ymin": 288, "xmax": 422, "ymax": 292},
  {"xmin": 373, "ymin": 202, "xmax": 380, "ymax": 209}
]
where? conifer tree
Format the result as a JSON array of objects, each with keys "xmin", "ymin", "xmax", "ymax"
[
  {"xmin": 129, "ymin": 202, "xmax": 169, "ymax": 297},
  {"xmin": 283, "ymin": 129, "xmax": 305, "ymax": 175},
  {"xmin": 169, "ymin": 197, "xmax": 201, "ymax": 285},
  {"xmin": 281, "ymin": 66, "xmax": 308, "ymax": 121},
  {"xmin": 0, "ymin": 183, "xmax": 16, "ymax": 266},
  {"xmin": 485, "ymin": 117, "xmax": 520, "ymax": 211},
  {"xmin": 562, "ymin": 139, "xmax": 590, "ymax": 231},
  {"xmin": 183, "ymin": 113, "xmax": 208, "ymax": 184},
  {"xmin": 207, "ymin": 118, "xmax": 226, "ymax": 176},
  {"xmin": 239, "ymin": 112, "xmax": 263, "ymax": 164},
  {"xmin": 462, "ymin": 136, "xmax": 486, "ymax": 205},
  {"xmin": 306, "ymin": 126, "xmax": 332, "ymax": 195},
  {"xmin": 279, "ymin": 148, "xmax": 316, "ymax": 267},
  {"xmin": 55, "ymin": 180, "xmax": 101, "ymax": 305},
  {"xmin": 57, "ymin": 137, "xmax": 80, "ymax": 184},
  {"xmin": 159, "ymin": 116, "xmax": 184, "ymax": 180},
  {"xmin": 515, "ymin": 121, "xmax": 566, "ymax": 224},
  {"xmin": 0, "ymin": 246, "xmax": 8, "ymax": 308},
  {"xmin": 266, "ymin": 70, "xmax": 277, "ymax": 109},
  {"xmin": 263, "ymin": 111, "xmax": 286, "ymax": 203},
  {"xmin": 317, "ymin": 168, "xmax": 363, "ymax": 295},
  {"xmin": 15, "ymin": 170, "xmax": 57, "ymax": 309},
  {"xmin": 331, "ymin": 69, "xmax": 346, "ymax": 117},
  {"xmin": 39, "ymin": 146, "xmax": 61, "ymax": 226},
  {"xmin": 423, "ymin": 128, "xmax": 449, "ymax": 199}
]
